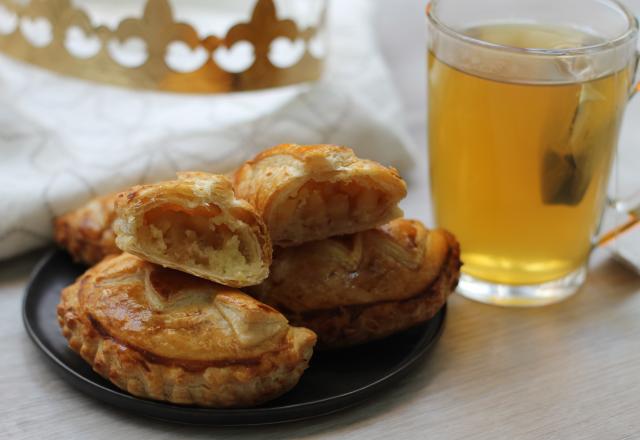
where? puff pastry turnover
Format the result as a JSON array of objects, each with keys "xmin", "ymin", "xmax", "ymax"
[
  {"xmin": 114, "ymin": 173, "xmax": 271, "ymax": 287},
  {"xmin": 57, "ymin": 253, "xmax": 316, "ymax": 407},
  {"xmin": 54, "ymin": 193, "xmax": 120, "ymax": 265},
  {"xmin": 249, "ymin": 219, "xmax": 460, "ymax": 349},
  {"xmin": 233, "ymin": 144, "xmax": 408, "ymax": 246}
]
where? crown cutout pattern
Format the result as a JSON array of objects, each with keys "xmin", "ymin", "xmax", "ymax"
[{"xmin": 0, "ymin": 0, "xmax": 326, "ymax": 93}]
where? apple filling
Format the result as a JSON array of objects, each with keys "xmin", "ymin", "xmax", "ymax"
[
  {"xmin": 142, "ymin": 204, "xmax": 254, "ymax": 274},
  {"xmin": 274, "ymin": 180, "xmax": 390, "ymax": 239}
]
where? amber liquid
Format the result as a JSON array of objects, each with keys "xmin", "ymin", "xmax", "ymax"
[{"xmin": 429, "ymin": 24, "xmax": 632, "ymax": 285}]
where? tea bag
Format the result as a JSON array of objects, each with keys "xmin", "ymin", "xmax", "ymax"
[
  {"xmin": 541, "ymin": 41, "xmax": 616, "ymax": 206},
  {"xmin": 541, "ymin": 82, "xmax": 608, "ymax": 205}
]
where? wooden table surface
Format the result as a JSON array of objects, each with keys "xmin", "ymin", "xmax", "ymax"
[{"xmin": 3, "ymin": 1, "xmax": 640, "ymax": 438}]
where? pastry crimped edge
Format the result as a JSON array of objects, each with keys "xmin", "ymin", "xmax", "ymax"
[
  {"xmin": 57, "ymin": 259, "xmax": 317, "ymax": 408},
  {"xmin": 276, "ymin": 231, "xmax": 461, "ymax": 349},
  {"xmin": 233, "ymin": 144, "xmax": 408, "ymax": 246},
  {"xmin": 113, "ymin": 173, "xmax": 272, "ymax": 288},
  {"xmin": 54, "ymin": 193, "xmax": 120, "ymax": 265}
]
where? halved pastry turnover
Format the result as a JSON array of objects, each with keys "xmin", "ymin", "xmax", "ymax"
[
  {"xmin": 233, "ymin": 144, "xmax": 408, "ymax": 246},
  {"xmin": 114, "ymin": 173, "xmax": 271, "ymax": 287},
  {"xmin": 248, "ymin": 219, "xmax": 461, "ymax": 349},
  {"xmin": 57, "ymin": 253, "xmax": 316, "ymax": 407},
  {"xmin": 54, "ymin": 193, "xmax": 120, "ymax": 265}
]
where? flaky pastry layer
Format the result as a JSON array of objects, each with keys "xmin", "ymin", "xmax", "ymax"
[
  {"xmin": 233, "ymin": 144, "xmax": 407, "ymax": 246},
  {"xmin": 249, "ymin": 219, "xmax": 461, "ymax": 349},
  {"xmin": 114, "ymin": 173, "xmax": 272, "ymax": 287},
  {"xmin": 54, "ymin": 193, "xmax": 120, "ymax": 265},
  {"xmin": 57, "ymin": 253, "xmax": 316, "ymax": 407}
]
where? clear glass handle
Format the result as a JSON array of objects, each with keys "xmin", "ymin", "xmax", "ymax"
[{"xmin": 597, "ymin": 53, "xmax": 640, "ymax": 249}]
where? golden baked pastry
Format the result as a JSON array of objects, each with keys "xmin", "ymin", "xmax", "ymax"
[
  {"xmin": 233, "ymin": 144, "xmax": 408, "ymax": 246},
  {"xmin": 114, "ymin": 173, "xmax": 271, "ymax": 287},
  {"xmin": 57, "ymin": 253, "xmax": 316, "ymax": 408},
  {"xmin": 249, "ymin": 219, "xmax": 460, "ymax": 349},
  {"xmin": 54, "ymin": 193, "xmax": 120, "ymax": 265}
]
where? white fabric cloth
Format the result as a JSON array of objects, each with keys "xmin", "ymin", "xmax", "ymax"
[{"xmin": 0, "ymin": 0, "xmax": 416, "ymax": 260}]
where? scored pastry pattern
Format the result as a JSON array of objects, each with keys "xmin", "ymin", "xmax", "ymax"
[
  {"xmin": 250, "ymin": 219, "xmax": 461, "ymax": 348},
  {"xmin": 57, "ymin": 253, "xmax": 317, "ymax": 407},
  {"xmin": 233, "ymin": 144, "xmax": 408, "ymax": 246}
]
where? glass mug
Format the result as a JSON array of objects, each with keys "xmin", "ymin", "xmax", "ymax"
[{"xmin": 427, "ymin": 0, "xmax": 639, "ymax": 306}]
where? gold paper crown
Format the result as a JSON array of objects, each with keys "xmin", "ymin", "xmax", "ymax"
[{"xmin": 0, "ymin": 0, "xmax": 326, "ymax": 93}]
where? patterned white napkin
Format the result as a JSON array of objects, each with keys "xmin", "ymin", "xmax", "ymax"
[{"xmin": 0, "ymin": 0, "xmax": 415, "ymax": 260}]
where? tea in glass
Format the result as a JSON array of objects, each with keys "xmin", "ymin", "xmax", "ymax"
[{"xmin": 427, "ymin": 0, "xmax": 638, "ymax": 305}]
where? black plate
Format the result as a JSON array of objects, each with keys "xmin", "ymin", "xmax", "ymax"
[{"xmin": 23, "ymin": 249, "xmax": 446, "ymax": 426}]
